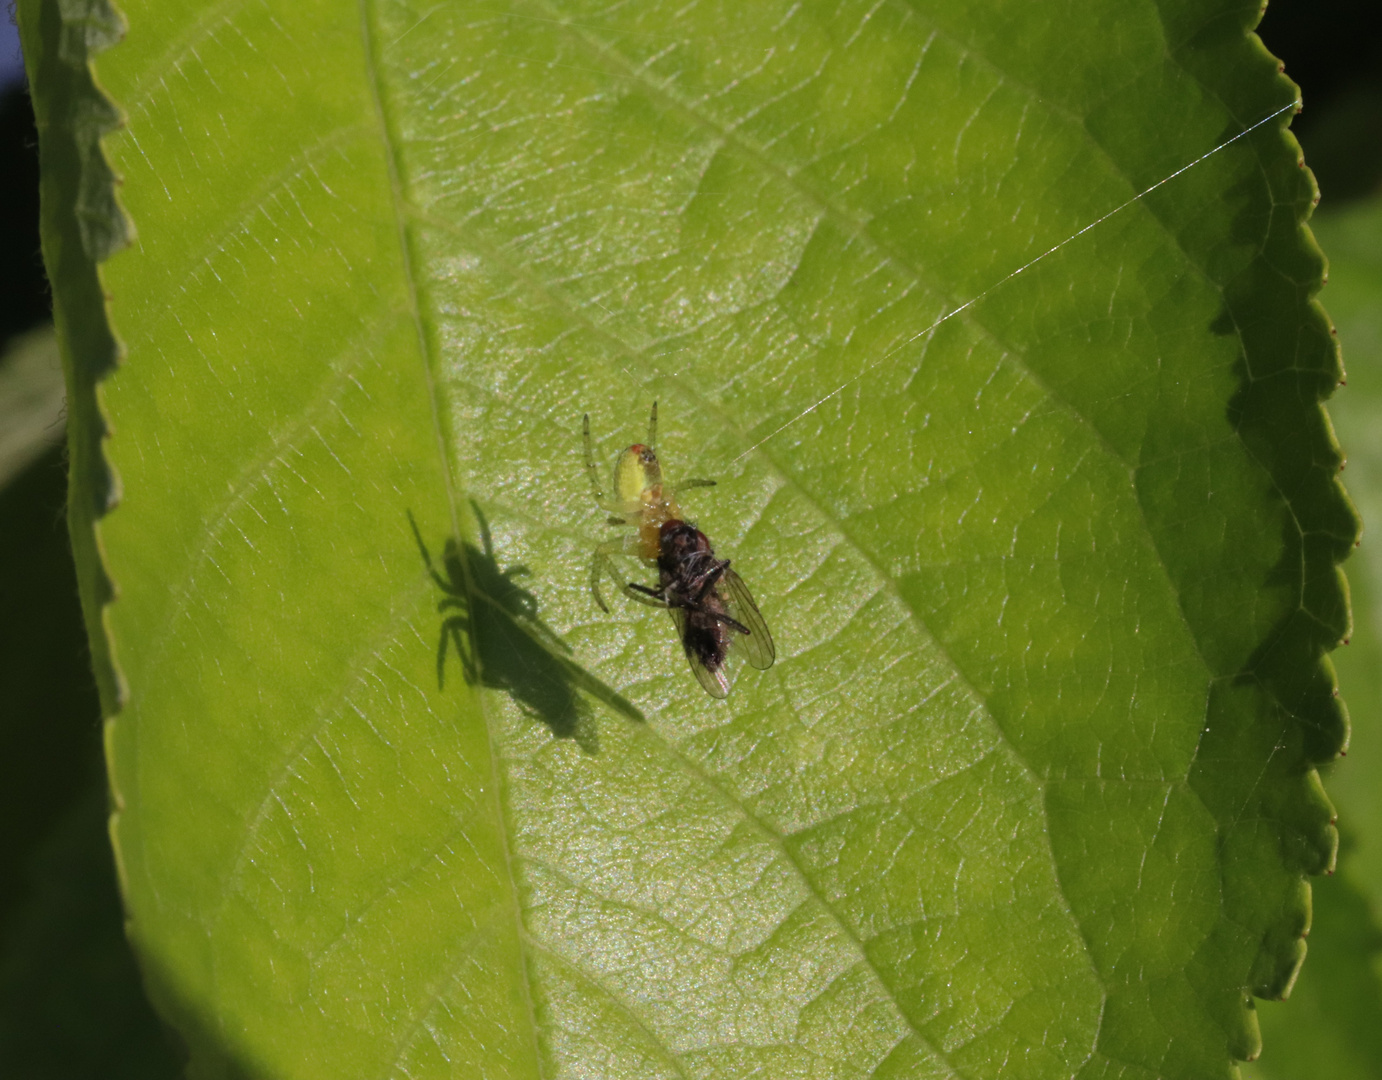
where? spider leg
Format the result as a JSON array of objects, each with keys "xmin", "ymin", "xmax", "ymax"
[
  {"xmin": 437, "ymin": 614, "xmax": 472, "ymax": 689},
  {"xmin": 449, "ymin": 615, "xmax": 478, "ymax": 684},
  {"xmin": 472, "ymin": 500, "xmax": 496, "ymax": 559},
  {"xmin": 674, "ymin": 478, "xmax": 716, "ymax": 493},
  {"xmin": 647, "ymin": 400, "xmax": 658, "ymax": 451},
  {"xmin": 589, "ymin": 536, "xmax": 642, "ymax": 612},
  {"xmin": 407, "ymin": 510, "xmax": 455, "ymax": 594}
]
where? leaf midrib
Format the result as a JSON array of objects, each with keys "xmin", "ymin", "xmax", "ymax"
[{"xmin": 357, "ymin": 1, "xmax": 548, "ymax": 1078}]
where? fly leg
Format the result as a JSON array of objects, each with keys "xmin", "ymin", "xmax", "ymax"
[
  {"xmin": 687, "ymin": 557, "xmax": 730, "ymax": 603},
  {"xmin": 633, "ymin": 577, "xmax": 751, "ymax": 634},
  {"xmin": 626, "ymin": 582, "xmax": 671, "ymax": 608},
  {"xmin": 686, "ymin": 560, "xmax": 752, "ymax": 635}
]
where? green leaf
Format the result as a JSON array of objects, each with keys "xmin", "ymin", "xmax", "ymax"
[
  {"xmin": 1243, "ymin": 197, "xmax": 1382, "ymax": 1079},
  {"xmin": 21, "ymin": 0, "xmax": 1353, "ymax": 1076},
  {"xmin": 0, "ymin": 326, "xmax": 65, "ymax": 489}
]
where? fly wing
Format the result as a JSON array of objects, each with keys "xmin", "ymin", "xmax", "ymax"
[
  {"xmin": 722, "ymin": 568, "xmax": 775, "ymax": 671},
  {"xmin": 667, "ymin": 606, "xmax": 731, "ymax": 698}
]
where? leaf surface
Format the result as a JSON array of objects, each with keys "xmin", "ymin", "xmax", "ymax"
[{"xmin": 21, "ymin": 0, "xmax": 1353, "ymax": 1077}]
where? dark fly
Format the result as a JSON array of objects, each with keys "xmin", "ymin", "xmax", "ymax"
[{"xmin": 629, "ymin": 520, "xmax": 775, "ymax": 699}]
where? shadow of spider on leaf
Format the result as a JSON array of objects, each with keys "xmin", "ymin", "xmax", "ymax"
[{"xmin": 408, "ymin": 506, "xmax": 642, "ymax": 752}]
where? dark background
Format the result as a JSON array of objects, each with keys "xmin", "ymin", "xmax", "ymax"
[{"xmin": 0, "ymin": 2, "xmax": 1378, "ymax": 1075}]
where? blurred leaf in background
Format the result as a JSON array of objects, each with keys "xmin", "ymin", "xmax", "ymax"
[{"xmin": 0, "ymin": 327, "xmax": 63, "ymax": 489}]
